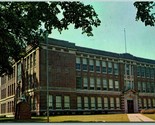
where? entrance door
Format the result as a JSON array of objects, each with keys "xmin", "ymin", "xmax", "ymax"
[{"xmin": 127, "ymin": 100, "xmax": 134, "ymax": 113}]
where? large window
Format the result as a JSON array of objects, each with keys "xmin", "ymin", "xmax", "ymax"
[
  {"xmin": 49, "ymin": 95, "xmax": 53, "ymax": 109},
  {"xmin": 114, "ymin": 63, "xmax": 119, "ymax": 75},
  {"xmin": 125, "ymin": 64, "xmax": 130, "ymax": 75},
  {"xmin": 83, "ymin": 77, "xmax": 88, "ymax": 89},
  {"xmin": 115, "ymin": 80, "xmax": 119, "ymax": 91},
  {"xmin": 109, "ymin": 79, "xmax": 113, "ymax": 91},
  {"xmin": 64, "ymin": 96, "xmax": 70, "ymax": 109},
  {"xmin": 138, "ymin": 82, "xmax": 142, "ymax": 92},
  {"xmin": 108, "ymin": 62, "xmax": 112, "ymax": 74},
  {"xmin": 146, "ymin": 68, "xmax": 150, "ymax": 78},
  {"xmin": 116, "ymin": 97, "xmax": 120, "ymax": 109},
  {"xmin": 84, "ymin": 97, "xmax": 89, "ymax": 109},
  {"xmin": 103, "ymin": 78, "xmax": 108, "ymax": 90},
  {"xmin": 110, "ymin": 97, "xmax": 114, "ymax": 109},
  {"xmin": 102, "ymin": 61, "xmax": 107, "ymax": 74},
  {"xmin": 142, "ymin": 82, "xmax": 146, "ymax": 93},
  {"xmin": 96, "ymin": 60, "xmax": 101, "ymax": 73},
  {"xmin": 17, "ymin": 63, "xmax": 21, "ymax": 82},
  {"xmin": 76, "ymin": 77, "xmax": 82, "ymax": 89},
  {"xmin": 97, "ymin": 97, "xmax": 102, "ymax": 109},
  {"xmin": 82, "ymin": 58, "xmax": 87, "ymax": 71},
  {"xmin": 146, "ymin": 82, "xmax": 151, "ymax": 93},
  {"xmin": 96, "ymin": 78, "xmax": 101, "ymax": 90},
  {"xmin": 77, "ymin": 96, "xmax": 82, "ymax": 109},
  {"xmin": 141, "ymin": 67, "xmax": 145, "ymax": 77},
  {"xmin": 89, "ymin": 59, "xmax": 94, "ymax": 72},
  {"xmin": 90, "ymin": 77, "xmax": 95, "ymax": 90},
  {"xmin": 104, "ymin": 97, "xmax": 108, "ymax": 109},
  {"xmin": 150, "ymin": 83, "xmax": 155, "ymax": 93},
  {"xmin": 137, "ymin": 66, "xmax": 141, "ymax": 77},
  {"xmin": 143, "ymin": 98, "xmax": 147, "ymax": 108},
  {"xmin": 90, "ymin": 97, "xmax": 96, "ymax": 109},
  {"xmin": 138, "ymin": 98, "xmax": 142, "ymax": 109},
  {"xmin": 56, "ymin": 96, "xmax": 62, "ymax": 109},
  {"xmin": 150, "ymin": 69, "xmax": 154, "ymax": 79},
  {"xmin": 76, "ymin": 57, "xmax": 81, "ymax": 70},
  {"xmin": 148, "ymin": 98, "xmax": 151, "ymax": 108},
  {"xmin": 153, "ymin": 99, "xmax": 155, "ymax": 108}
]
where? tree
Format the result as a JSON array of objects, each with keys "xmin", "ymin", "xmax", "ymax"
[
  {"xmin": 134, "ymin": 1, "xmax": 155, "ymax": 26},
  {"xmin": 0, "ymin": 2, "xmax": 101, "ymax": 76}
]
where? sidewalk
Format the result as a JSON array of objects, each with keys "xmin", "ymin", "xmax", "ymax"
[{"xmin": 127, "ymin": 114, "xmax": 155, "ymax": 122}]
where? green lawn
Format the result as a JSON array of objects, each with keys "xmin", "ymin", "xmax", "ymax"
[
  {"xmin": 0, "ymin": 114, "xmax": 129, "ymax": 122},
  {"xmin": 143, "ymin": 114, "xmax": 155, "ymax": 120}
]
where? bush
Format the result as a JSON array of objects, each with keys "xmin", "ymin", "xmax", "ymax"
[
  {"xmin": 140, "ymin": 109, "xmax": 155, "ymax": 114},
  {"xmin": 0, "ymin": 115, "xmax": 6, "ymax": 118}
]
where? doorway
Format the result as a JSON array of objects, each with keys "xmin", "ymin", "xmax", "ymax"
[{"xmin": 127, "ymin": 100, "xmax": 134, "ymax": 113}]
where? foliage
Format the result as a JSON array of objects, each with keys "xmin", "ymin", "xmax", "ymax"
[
  {"xmin": 134, "ymin": 1, "xmax": 155, "ymax": 26},
  {"xmin": 0, "ymin": 2, "xmax": 101, "ymax": 75},
  {"xmin": 140, "ymin": 109, "xmax": 155, "ymax": 114}
]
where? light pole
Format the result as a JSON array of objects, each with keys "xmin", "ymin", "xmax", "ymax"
[{"xmin": 45, "ymin": 31, "xmax": 49, "ymax": 122}]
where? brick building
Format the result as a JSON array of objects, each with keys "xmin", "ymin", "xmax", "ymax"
[{"xmin": 0, "ymin": 38, "xmax": 155, "ymax": 116}]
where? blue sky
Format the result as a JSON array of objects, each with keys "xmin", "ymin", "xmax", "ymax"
[{"xmin": 49, "ymin": 1, "xmax": 155, "ymax": 60}]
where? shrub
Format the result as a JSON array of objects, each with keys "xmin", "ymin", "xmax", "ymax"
[{"xmin": 140, "ymin": 109, "xmax": 155, "ymax": 114}]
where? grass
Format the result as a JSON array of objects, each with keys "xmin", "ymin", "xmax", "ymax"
[
  {"xmin": 0, "ymin": 114, "xmax": 129, "ymax": 122},
  {"xmin": 143, "ymin": 114, "xmax": 155, "ymax": 120}
]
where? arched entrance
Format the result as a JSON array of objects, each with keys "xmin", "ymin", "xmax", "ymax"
[{"xmin": 124, "ymin": 89, "xmax": 138, "ymax": 113}]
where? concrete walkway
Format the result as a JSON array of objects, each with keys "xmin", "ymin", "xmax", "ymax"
[{"xmin": 127, "ymin": 114, "xmax": 155, "ymax": 122}]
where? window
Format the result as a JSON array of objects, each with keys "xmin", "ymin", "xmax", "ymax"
[
  {"xmin": 17, "ymin": 63, "xmax": 21, "ymax": 82},
  {"xmin": 27, "ymin": 56, "xmax": 29, "ymax": 69},
  {"xmin": 138, "ymin": 98, "xmax": 142, "ymax": 109},
  {"xmin": 33, "ymin": 52, "xmax": 36, "ymax": 66},
  {"xmin": 90, "ymin": 77, "xmax": 95, "ymax": 90},
  {"xmin": 143, "ymin": 98, "xmax": 147, "ymax": 108},
  {"xmin": 142, "ymin": 82, "xmax": 146, "ymax": 93},
  {"xmin": 30, "ymin": 54, "xmax": 32, "ymax": 68},
  {"xmin": 83, "ymin": 77, "xmax": 88, "ymax": 89},
  {"xmin": 109, "ymin": 79, "xmax": 113, "ymax": 91},
  {"xmin": 90, "ymin": 97, "xmax": 96, "ymax": 109},
  {"xmin": 76, "ymin": 77, "xmax": 82, "ymax": 89},
  {"xmin": 150, "ymin": 83, "xmax": 155, "ymax": 93},
  {"xmin": 148, "ymin": 98, "xmax": 151, "ymax": 108},
  {"xmin": 96, "ymin": 60, "xmax": 101, "ymax": 73},
  {"xmin": 146, "ymin": 82, "xmax": 151, "ymax": 93},
  {"xmin": 96, "ymin": 78, "xmax": 101, "ymax": 90},
  {"xmin": 153, "ymin": 99, "xmax": 155, "ymax": 108},
  {"xmin": 103, "ymin": 78, "xmax": 108, "ymax": 90},
  {"xmin": 114, "ymin": 63, "xmax": 119, "ymax": 75},
  {"xmin": 116, "ymin": 97, "xmax": 120, "ymax": 109},
  {"xmin": 77, "ymin": 96, "xmax": 82, "ymax": 109},
  {"xmin": 108, "ymin": 62, "xmax": 112, "ymax": 74},
  {"xmin": 146, "ymin": 68, "xmax": 150, "ymax": 78},
  {"xmin": 115, "ymin": 80, "xmax": 119, "ymax": 91},
  {"xmin": 64, "ymin": 96, "xmax": 70, "ymax": 109},
  {"xmin": 104, "ymin": 97, "xmax": 108, "ymax": 109},
  {"xmin": 110, "ymin": 97, "xmax": 114, "ymax": 109},
  {"xmin": 138, "ymin": 82, "xmax": 142, "ymax": 92},
  {"xmin": 97, "ymin": 97, "xmax": 102, "ymax": 109},
  {"xmin": 125, "ymin": 81, "xmax": 133, "ymax": 90},
  {"xmin": 137, "ymin": 66, "xmax": 141, "ymax": 77},
  {"xmin": 141, "ymin": 67, "xmax": 145, "ymax": 77},
  {"xmin": 82, "ymin": 58, "xmax": 87, "ymax": 71},
  {"xmin": 84, "ymin": 97, "xmax": 89, "ymax": 109},
  {"xmin": 150, "ymin": 69, "xmax": 154, "ymax": 79},
  {"xmin": 49, "ymin": 95, "xmax": 53, "ymax": 109},
  {"xmin": 89, "ymin": 59, "xmax": 94, "ymax": 72},
  {"xmin": 56, "ymin": 96, "xmax": 62, "ymax": 109},
  {"xmin": 76, "ymin": 57, "xmax": 81, "ymax": 70},
  {"xmin": 102, "ymin": 61, "xmax": 107, "ymax": 74}
]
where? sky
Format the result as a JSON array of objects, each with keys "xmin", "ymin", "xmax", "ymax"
[{"xmin": 49, "ymin": 1, "xmax": 155, "ymax": 60}]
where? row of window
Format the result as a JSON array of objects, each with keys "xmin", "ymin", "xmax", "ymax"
[
  {"xmin": 76, "ymin": 58, "xmax": 119, "ymax": 75},
  {"xmin": 137, "ymin": 66, "xmax": 154, "ymax": 79},
  {"xmin": 47, "ymin": 95, "xmax": 121, "ymax": 110},
  {"xmin": 8, "ymin": 83, "xmax": 16, "ymax": 97},
  {"xmin": 1, "ymin": 89, "xmax": 6, "ymax": 99},
  {"xmin": 77, "ymin": 96, "xmax": 120, "ymax": 110},
  {"xmin": 139, "ymin": 98, "xmax": 155, "ymax": 109},
  {"xmin": 138, "ymin": 82, "xmax": 155, "ymax": 93},
  {"xmin": 76, "ymin": 77, "xmax": 119, "ymax": 91},
  {"xmin": 7, "ymin": 101, "xmax": 14, "ymax": 113},
  {"xmin": 23, "ymin": 51, "xmax": 36, "ymax": 70}
]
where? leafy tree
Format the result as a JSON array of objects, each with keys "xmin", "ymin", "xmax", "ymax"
[
  {"xmin": 0, "ymin": 2, "xmax": 101, "ymax": 75},
  {"xmin": 134, "ymin": 1, "xmax": 155, "ymax": 26}
]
